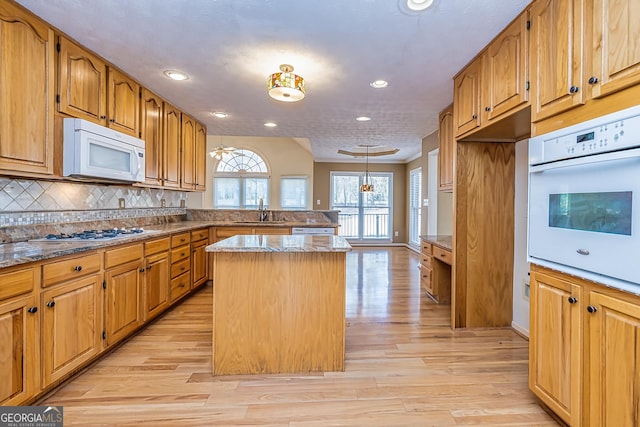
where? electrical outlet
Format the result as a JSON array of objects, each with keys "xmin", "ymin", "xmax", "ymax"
[
  {"xmin": 316, "ymin": 199, "xmax": 321, "ymax": 205},
  {"xmin": 161, "ymin": 198, "xmax": 166, "ymax": 207},
  {"xmin": 394, "ymin": 231, "xmax": 399, "ymax": 237},
  {"xmin": 118, "ymin": 198, "xmax": 125, "ymax": 209},
  {"xmin": 523, "ymin": 278, "xmax": 530, "ymax": 300}
]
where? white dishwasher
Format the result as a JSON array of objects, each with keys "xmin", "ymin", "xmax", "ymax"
[{"xmin": 291, "ymin": 227, "xmax": 335, "ymax": 235}]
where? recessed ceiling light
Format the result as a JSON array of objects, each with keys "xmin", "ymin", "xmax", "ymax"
[
  {"xmin": 356, "ymin": 116, "xmax": 371, "ymax": 122},
  {"xmin": 369, "ymin": 80, "xmax": 388, "ymax": 89},
  {"xmin": 211, "ymin": 112, "xmax": 228, "ymax": 118},
  {"xmin": 406, "ymin": 0, "xmax": 434, "ymax": 11},
  {"xmin": 163, "ymin": 70, "xmax": 189, "ymax": 81},
  {"xmin": 264, "ymin": 122, "xmax": 277, "ymax": 127}
]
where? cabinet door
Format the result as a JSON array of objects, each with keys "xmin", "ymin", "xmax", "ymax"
[
  {"xmin": 195, "ymin": 122, "xmax": 207, "ymax": 191},
  {"xmin": 438, "ymin": 105, "xmax": 454, "ymax": 192},
  {"xmin": 163, "ymin": 102, "xmax": 181, "ymax": 188},
  {"xmin": 590, "ymin": 0, "xmax": 640, "ymax": 98},
  {"xmin": 482, "ymin": 12, "xmax": 529, "ymax": 122},
  {"xmin": 107, "ymin": 67, "xmax": 140, "ymax": 137},
  {"xmin": 0, "ymin": 294, "xmax": 39, "ymax": 405},
  {"xmin": 58, "ymin": 36, "xmax": 107, "ymax": 125},
  {"xmin": 180, "ymin": 113, "xmax": 196, "ymax": 190},
  {"xmin": 191, "ymin": 240, "xmax": 208, "ymax": 288},
  {"xmin": 0, "ymin": 2, "xmax": 54, "ymax": 176},
  {"xmin": 143, "ymin": 251, "xmax": 170, "ymax": 321},
  {"xmin": 588, "ymin": 291, "xmax": 640, "ymax": 427},
  {"xmin": 453, "ymin": 57, "xmax": 482, "ymax": 137},
  {"xmin": 141, "ymin": 88, "xmax": 164, "ymax": 186},
  {"xmin": 530, "ymin": 0, "xmax": 585, "ymax": 122},
  {"xmin": 104, "ymin": 261, "xmax": 142, "ymax": 347},
  {"xmin": 529, "ymin": 271, "xmax": 582, "ymax": 426},
  {"xmin": 41, "ymin": 274, "xmax": 102, "ymax": 387}
]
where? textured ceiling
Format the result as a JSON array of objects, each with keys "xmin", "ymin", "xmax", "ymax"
[{"xmin": 17, "ymin": 0, "xmax": 529, "ymax": 162}]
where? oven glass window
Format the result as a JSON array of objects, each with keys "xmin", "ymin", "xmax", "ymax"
[{"xmin": 549, "ymin": 191, "xmax": 632, "ymax": 235}]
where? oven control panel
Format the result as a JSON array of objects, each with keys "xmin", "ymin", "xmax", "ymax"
[{"xmin": 530, "ymin": 104, "xmax": 640, "ymax": 165}]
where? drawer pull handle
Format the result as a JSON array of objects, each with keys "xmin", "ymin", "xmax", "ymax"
[
  {"xmin": 568, "ymin": 296, "xmax": 577, "ymax": 304},
  {"xmin": 27, "ymin": 306, "xmax": 38, "ymax": 314},
  {"xmin": 587, "ymin": 305, "xmax": 598, "ymax": 314},
  {"xmin": 46, "ymin": 301, "xmax": 56, "ymax": 308},
  {"xmin": 74, "ymin": 265, "xmax": 83, "ymax": 271},
  {"xmin": 180, "ymin": 266, "xmax": 185, "ymax": 271},
  {"xmin": 179, "ymin": 283, "xmax": 185, "ymax": 288},
  {"xmin": 180, "ymin": 252, "xmax": 186, "ymax": 257}
]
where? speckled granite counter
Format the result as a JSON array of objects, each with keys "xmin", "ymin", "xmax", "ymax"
[
  {"xmin": 206, "ymin": 234, "xmax": 351, "ymax": 253},
  {"xmin": 420, "ymin": 235, "xmax": 452, "ymax": 252}
]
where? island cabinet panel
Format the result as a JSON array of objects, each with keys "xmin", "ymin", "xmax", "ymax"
[{"xmin": 213, "ymin": 251, "xmax": 346, "ymax": 375}]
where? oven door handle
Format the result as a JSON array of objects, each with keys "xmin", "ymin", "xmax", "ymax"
[{"xmin": 530, "ymin": 147, "xmax": 640, "ymax": 173}]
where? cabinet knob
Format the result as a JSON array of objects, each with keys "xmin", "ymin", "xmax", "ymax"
[
  {"xmin": 74, "ymin": 265, "xmax": 83, "ymax": 271},
  {"xmin": 587, "ymin": 305, "xmax": 598, "ymax": 313},
  {"xmin": 109, "ymin": 118, "xmax": 115, "ymax": 122},
  {"xmin": 485, "ymin": 107, "xmax": 491, "ymax": 112},
  {"xmin": 179, "ymin": 283, "xmax": 185, "ymax": 288},
  {"xmin": 139, "ymin": 268, "xmax": 146, "ymax": 273},
  {"xmin": 100, "ymin": 115, "xmax": 107, "ymax": 120},
  {"xmin": 568, "ymin": 296, "xmax": 577, "ymax": 304},
  {"xmin": 588, "ymin": 76, "xmax": 599, "ymax": 85},
  {"xmin": 147, "ymin": 265, "xmax": 152, "ymax": 270},
  {"xmin": 46, "ymin": 301, "xmax": 56, "ymax": 308},
  {"xmin": 27, "ymin": 306, "xmax": 38, "ymax": 314},
  {"xmin": 472, "ymin": 114, "xmax": 478, "ymax": 119},
  {"xmin": 569, "ymin": 86, "xmax": 579, "ymax": 94}
]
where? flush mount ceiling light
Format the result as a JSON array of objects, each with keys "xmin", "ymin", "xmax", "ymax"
[
  {"xmin": 209, "ymin": 145, "xmax": 236, "ymax": 160},
  {"xmin": 406, "ymin": 0, "xmax": 434, "ymax": 11},
  {"xmin": 369, "ymin": 80, "xmax": 388, "ymax": 89},
  {"xmin": 211, "ymin": 112, "xmax": 228, "ymax": 118},
  {"xmin": 267, "ymin": 64, "xmax": 306, "ymax": 102},
  {"xmin": 264, "ymin": 122, "xmax": 277, "ymax": 127},
  {"xmin": 163, "ymin": 70, "xmax": 189, "ymax": 81},
  {"xmin": 356, "ymin": 116, "xmax": 371, "ymax": 122}
]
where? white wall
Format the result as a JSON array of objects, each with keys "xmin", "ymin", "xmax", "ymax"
[{"xmin": 512, "ymin": 138, "xmax": 530, "ymax": 336}]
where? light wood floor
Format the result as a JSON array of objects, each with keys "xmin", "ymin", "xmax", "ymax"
[{"xmin": 43, "ymin": 247, "xmax": 558, "ymax": 426}]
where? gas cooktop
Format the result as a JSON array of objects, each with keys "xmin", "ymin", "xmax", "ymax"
[{"xmin": 36, "ymin": 227, "xmax": 146, "ymax": 241}]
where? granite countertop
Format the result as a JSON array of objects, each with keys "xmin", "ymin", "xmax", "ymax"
[
  {"xmin": 420, "ymin": 235, "xmax": 452, "ymax": 252},
  {"xmin": 206, "ymin": 235, "xmax": 352, "ymax": 253},
  {"xmin": 0, "ymin": 220, "xmax": 338, "ymax": 269}
]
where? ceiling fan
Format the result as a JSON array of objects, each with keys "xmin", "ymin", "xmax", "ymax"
[{"xmin": 208, "ymin": 145, "xmax": 236, "ymax": 160}]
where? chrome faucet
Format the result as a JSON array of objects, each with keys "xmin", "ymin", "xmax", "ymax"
[{"xmin": 258, "ymin": 198, "xmax": 268, "ymax": 222}]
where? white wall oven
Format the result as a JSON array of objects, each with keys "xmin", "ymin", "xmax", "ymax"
[{"xmin": 528, "ymin": 105, "xmax": 640, "ymax": 293}]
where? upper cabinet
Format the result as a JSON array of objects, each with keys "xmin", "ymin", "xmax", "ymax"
[
  {"xmin": 530, "ymin": 0, "xmax": 585, "ymax": 122},
  {"xmin": 163, "ymin": 102, "xmax": 182, "ymax": 189},
  {"xmin": 107, "ymin": 67, "xmax": 140, "ymax": 137},
  {"xmin": 590, "ymin": 0, "xmax": 640, "ymax": 99},
  {"xmin": 0, "ymin": 2, "xmax": 54, "ymax": 176},
  {"xmin": 58, "ymin": 36, "xmax": 107, "ymax": 125},
  {"xmin": 195, "ymin": 122, "xmax": 207, "ymax": 191},
  {"xmin": 180, "ymin": 114, "xmax": 196, "ymax": 190},
  {"xmin": 453, "ymin": 10, "xmax": 530, "ymax": 140},
  {"xmin": 140, "ymin": 88, "xmax": 164, "ymax": 187},
  {"xmin": 438, "ymin": 105, "xmax": 454, "ymax": 192}
]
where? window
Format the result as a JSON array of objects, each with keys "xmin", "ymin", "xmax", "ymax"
[
  {"xmin": 409, "ymin": 168, "xmax": 422, "ymax": 246},
  {"xmin": 213, "ymin": 149, "xmax": 270, "ymax": 209},
  {"xmin": 280, "ymin": 177, "xmax": 308, "ymax": 210}
]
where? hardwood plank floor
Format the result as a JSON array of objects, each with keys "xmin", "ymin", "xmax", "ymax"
[{"xmin": 42, "ymin": 247, "xmax": 558, "ymax": 426}]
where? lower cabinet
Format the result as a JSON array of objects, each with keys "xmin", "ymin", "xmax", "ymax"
[
  {"xmin": 419, "ymin": 241, "xmax": 451, "ymax": 304},
  {"xmin": 191, "ymin": 228, "xmax": 209, "ymax": 288},
  {"xmin": 170, "ymin": 232, "xmax": 191, "ymax": 301},
  {"xmin": 529, "ymin": 265, "xmax": 640, "ymax": 427},
  {"xmin": 143, "ymin": 238, "xmax": 171, "ymax": 321},
  {"xmin": 41, "ymin": 274, "xmax": 103, "ymax": 387}
]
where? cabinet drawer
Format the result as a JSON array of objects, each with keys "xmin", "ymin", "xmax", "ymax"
[
  {"xmin": 421, "ymin": 255, "xmax": 432, "ymax": 269},
  {"xmin": 42, "ymin": 252, "xmax": 102, "ymax": 287},
  {"xmin": 215, "ymin": 227, "xmax": 251, "ymax": 240},
  {"xmin": 421, "ymin": 241, "xmax": 432, "ymax": 255},
  {"xmin": 145, "ymin": 237, "xmax": 170, "ymax": 256},
  {"xmin": 421, "ymin": 267, "xmax": 433, "ymax": 294},
  {"xmin": 0, "ymin": 265, "xmax": 37, "ymax": 300},
  {"xmin": 170, "ymin": 272, "xmax": 190, "ymax": 301},
  {"xmin": 171, "ymin": 258, "xmax": 190, "ymax": 278},
  {"xmin": 191, "ymin": 228, "xmax": 208, "ymax": 242},
  {"xmin": 432, "ymin": 246, "xmax": 453, "ymax": 265},
  {"xmin": 171, "ymin": 232, "xmax": 190, "ymax": 247},
  {"xmin": 171, "ymin": 245, "xmax": 190, "ymax": 263},
  {"xmin": 104, "ymin": 243, "xmax": 143, "ymax": 269}
]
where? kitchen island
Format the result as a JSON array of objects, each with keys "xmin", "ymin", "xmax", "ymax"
[{"xmin": 206, "ymin": 234, "xmax": 351, "ymax": 376}]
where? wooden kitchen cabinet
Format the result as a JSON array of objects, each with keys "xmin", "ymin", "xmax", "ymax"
[
  {"xmin": 191, "ymin": 229, "xmax": 209, "ymax": 288},
  {"xmin": 530, "ymin": 0, "xmax": 585, "ymax": 122},
  {"xmin": 195, "ymin": 122, "xmax": 207, "ymax": 191},
  {"xmin": 57, "ymin": 36, "xmax": 107, "ymax": 125},
  {"xmin": 529, "ymin": 268, "xmax": 583, "ymax": 426},
  {"xmin": 420, "ymin": 240, "xmax": 451, "ymax": 304},
  {"xmin": 170, "ymin": 232, "xmax": 191, "ymax": 301},
  {"xmin": 107, "ymin": 67, "xmax": 140, "ymax": 137},
  {"xmin": 590, "ymin": 0, "xmax": 640, "ymax": 99},
  {"xmin": 103, "ymin": 244, "xmax": 144, "ymax": 347},
  {"xmin": 0, "ymin": 1, "xmax": 54, "ymax": 177},
  {"xmin": 163, "ymin": 102, "xmax": 181, "ymax": 189},
  {"xmin": 438, "ymin": 105, "xmax": 454, "ymax": 192},
  {"xmin": 140, "ymin": 88, "xmax": 164, "ymax": 187},
  {"xmin": 41, "ymin": 273, "xmax": 102, "ymax": 387},
  {"xmin": 143, "ymin": 237, "xmax": 170, "ymax": 321},
  {"xmin": 180, "ymin": 113, "xmax": 196, "ymax": 190},
  {"xmin": 453, "ymin": 56, "xmax": 482, "ymax": 137}
]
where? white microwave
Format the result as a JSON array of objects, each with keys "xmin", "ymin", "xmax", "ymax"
[{"xmin": 63, "ymin": 118, "xmax": 145, "ymax": 183}]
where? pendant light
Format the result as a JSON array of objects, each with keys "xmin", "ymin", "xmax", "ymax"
[{"xmin": 360, "ymin": 146, "xmax": 374, "ymax": 193}]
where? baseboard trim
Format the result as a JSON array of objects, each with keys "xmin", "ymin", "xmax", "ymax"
[{"xmin": 511, "ymin": 322, "xmax": 529, "ymax": 340}]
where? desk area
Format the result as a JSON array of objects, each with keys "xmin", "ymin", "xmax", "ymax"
[{"xmin": 419, "ymin": 235, "xmax": 452, "ymax": 304}]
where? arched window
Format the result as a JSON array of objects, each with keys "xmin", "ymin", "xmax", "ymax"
[{"xmin": 213, "ymin": 149, "xmax": 270, "ymax": 209}]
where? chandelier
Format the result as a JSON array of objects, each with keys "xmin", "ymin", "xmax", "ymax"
[
  {"xmin": 360, "ymin": 146, "xmax": 374, "ymax": 193},
  {"xmin": 208, "ymin": 145, "xmax": 236, "ymax": 160},
  {"xmin": 267, "ymin": 64, "xmax": 306, "ymax": 102}
]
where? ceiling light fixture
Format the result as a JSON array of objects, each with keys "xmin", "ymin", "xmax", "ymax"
[
  {"xmin": 406, "ymin": 0, "xmax": 434, "ymax": 11},
  {"xmin": 356, "ymin": 116, "xmax": 371, "ymax": 122},
  {"xmin": 369, "ymin": 80, "xmax": 388, "ymax": 89},
  {"xmin": 163, "ymin": 70, "xmax": 189, "ymax": 81},
  {"xmin": 360, "ymin": 146, "xmax": 374, "ymax": 193},
  {"xmin": 264, "ymin": 122, "xmax": 277, "ymax": 127},
  {"xmin": 211, "ymin": 112, "xmax": 228, "ymax": 118},
  {"xmin": 267, "ymin": 64, "xmax": 306, "ymax": 102},
  {"xmin": 208, "ymin": 145, "xmax": 236, "ymax": 160}
]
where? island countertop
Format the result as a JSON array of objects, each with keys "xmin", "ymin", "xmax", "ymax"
[{"xmin": 206, "ymin": 234, "xmax": 352, "ymax": 253}]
